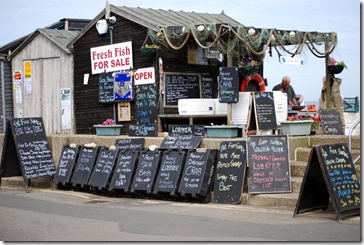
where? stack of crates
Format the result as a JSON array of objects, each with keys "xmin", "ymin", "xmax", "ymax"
[{"xmin": 343, "ymin": 96, "xmax": 359, "ymax": 112}]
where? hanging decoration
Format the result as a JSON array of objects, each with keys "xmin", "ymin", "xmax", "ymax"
[{"xmin": 148, "ymin": 23, "xmax": 338, "ymax": 60}]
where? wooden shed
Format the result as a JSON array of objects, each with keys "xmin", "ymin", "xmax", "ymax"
[
  {"xmin": 68, "ymin": 5, "xmax": 243, "ymax": 135},
  {"xmin": 0, "ymin": 18, "xmax": 91, "ymax": 134}
]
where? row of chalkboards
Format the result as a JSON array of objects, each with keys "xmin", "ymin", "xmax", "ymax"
[{"xmin": 54, "ymin": 145, "xmax": 217, "ymax": 201}]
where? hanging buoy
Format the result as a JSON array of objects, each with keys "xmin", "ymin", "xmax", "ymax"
[{"xmin": 240, "ymin": 73, "xmax": 265, "ymax": 92}]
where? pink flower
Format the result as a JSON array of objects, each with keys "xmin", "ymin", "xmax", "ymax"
[{"xmin": 102, "ymin": 119, "xmax": 115, "ymax": 125}]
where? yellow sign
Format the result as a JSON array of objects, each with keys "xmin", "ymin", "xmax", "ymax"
[{"xmin": 24, "ymin": 61, "xmax": 31, "ymax": 78}]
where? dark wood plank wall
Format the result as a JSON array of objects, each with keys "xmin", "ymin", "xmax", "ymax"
[
  {"xmin": 73, "ymin": 13, "xmax": 221, "ymax": 134},
  {"xmin": 0, "ymin": 59, "xmax": 14, "ymax": 132}
]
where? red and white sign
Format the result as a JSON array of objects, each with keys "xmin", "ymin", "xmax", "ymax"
[
  {"xmin": 90, "ymin": 41, "xmax": 133, "ymax": 74},
  {"xmin": 134, "ymin": 67, "xmax": 155, "ymax": 85}
]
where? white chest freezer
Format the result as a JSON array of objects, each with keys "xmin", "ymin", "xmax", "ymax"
[{"xmin": 178, "ymin": 99, "xmax": 215, "ymax": 115}]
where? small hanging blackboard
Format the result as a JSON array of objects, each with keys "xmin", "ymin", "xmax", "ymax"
[
  {"xmin": 153, "ymin": 149, "xmax": 186, "ymax": 195},
  {"xmin": 218, "ymin": 67, "xmax": 239, "ymax": 103},
  {"xmin": 168, "ymin": 125, "xmax": 205, "ymax": 136},
  {"xmin": 71, "ymin": 146, "xmax": 102, "ymax": 188},
  {"xmin": 247, "ymin": 135, "xmax": 291, "ymax": 194},
  {"xmin": 253, "ymin": 92, "xmax": 277, "ymax": 130},
  {"xmin": 0, "ymin": 118, "xmax": 56, "ymax": 191},
  {"xmin": 213, "ymin": 141, "xmax": 247, "ymax": 204},
  {"xmin": 108, "ymin": 149, "xmax": 140, "ymax": 192},
  {"xmin": 53, "ymin": 144, "xmax": 81, "ymax": 186},
  {"xmin": 130, "ymin": 149, "xmax": 162, "ymax": 193},
  {"xmin": 128, "ymin": 124, "xmax": 158, "ymax": 137},
  {"xmin": 88, "ymin": 148, "xmax": 119, "ymax": 190},
  {"xmin": 178, "ymin": 149, "xmax": 217, "ymax": 198},
  {"xmin": 99, "ymin": 72, "xmax": 115, "ymax": 103},
  {"xmin": 319, "ymin": 109, "xmax": 344, "ymax": 135},
  {"xmin": 115, "ymin": 138, "xmax": 145, "ymax": 150},
  {"xmin": 159, "ymin": 135, "xmax": 203, "ymax": 149},
  {"xmin": 294, "ymin": 143, "xmax": 360, "ymax": 221}
]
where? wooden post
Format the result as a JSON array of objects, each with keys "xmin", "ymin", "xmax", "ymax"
[
  {"xmin": 227, "ymin": 54, "xmax": 233, "ymax": 125},
  {"xmin": 325, "ymin": 43, "xmax": 331, "ymax": 109}
]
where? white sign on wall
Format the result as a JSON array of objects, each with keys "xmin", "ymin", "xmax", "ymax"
[
  {"xmin": 134, "ymin": 67, "xmax": 155, "ymax": 85},
  {"xmin": 280, "ymin": 56, "xmax": 305, "ymax": 66},
  {"xmin": 90, "ymin": 41, "xmax": 133, "ymax": 74}
]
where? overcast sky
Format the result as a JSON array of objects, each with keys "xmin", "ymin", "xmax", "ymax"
[{"xmin": 0, "ymin": 0, "xmax": 361, "ymax": 101}]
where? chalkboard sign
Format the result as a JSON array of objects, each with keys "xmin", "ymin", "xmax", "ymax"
[
  {"xmin": 178, "ymin": 149, "xmax": 217, "ymax": 198},
  {"xmin": 0, "ymin": 118, "xmax": 56, "ymax": 184},
  {"xmin": 130, "ymin": 150, "xmax": 162, "ymax": 193},
  {"xmin": 168, "ymin": 125, "xmax": 205, "ymax": 136},
  {"xmin": 253, "ymin": 92, "xmax": 277, "ymax": 130},
  {"xmin": 247, "ymin": 135, "xmax": 291, "ymax": 193},
  {"xmin": 109, "ymin": 149, "xmax": 140, "ymax": 192},
  {"xmin": 115, "ymin": 138, "xmax": 145, "ymax": 150},
  {"xmin": 164, "ymin": 73, "xmax": 201, "ymax": 107},
  {"xmin": 153, "ymin": 149, "xmax": 186, "ymax": 195},
  {"xmin": 135, "ymin": 84, "xmax": 158, "ymax": 124},
  {"xmin": 71, "ymin": 146, "xmax": 102, "ymax": 187},
  {"xmin": 201, "ymin": 73, "xmax": 217, "ymax": 98},
  {"xmin": 218, "ymin": 67, "xmax": 239, "ymax": 103},
  {"xmin": 319, "ymin": 109, "xmax": 344, "ymax": 135},
  {"xmin": 53, "ymin": 145, "xmax": 81, "ymax": 185},
  {"xmin": 128, "ymin": 124, "xmax": 158, "ymax": 137},
  {"xmin": 294, "ymin": 144, "xmax": 360, "ymax": 221},
  {"xmin": 213, "ymin": 141, "xmax": 247, "ymax": 204},
  {"xmin": 99, "ymin": 72, "xmax": 115, "ymax": 103},
  {"xmin": 88, "ymin": 148, "xmax": 119, "ymax": 190},
  {"xmin": 160, "ymin": 135, "xmax": 203, "ymax": 149}
]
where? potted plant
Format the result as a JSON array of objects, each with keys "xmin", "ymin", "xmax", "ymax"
[
  {"xmin": 93, "ymin": 119, "xmax": 123, "ymax": 136},
  {"xmin": 280, "ymin": 115, "xmax": 313, "ymax": 136},
  {"xmin": 327, "ymin": 57, "xmax": 348, "ymax": 75},
  {"xmin": 140, "ymin": 43, "xmax": 160, "ymax": 56},
  {"xmin": 310, "ymin": 116, "xmax": 322, "ymax": 135},
  {"xmin": 238, "ymin": 57, "xmax": 260, "ymax": 77}
]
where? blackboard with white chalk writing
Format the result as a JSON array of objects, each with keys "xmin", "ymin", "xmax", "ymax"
[
  {"xmin": 164, "ymin": 73, "xmax": 201, "ymax": 107},
  {"xmin": 201, "ymin": 73, "xmax": 217, "ymax": 98},
  {"xmin": 71, "ymin": 146, "xmax": 102, "ymax": 187},
  {"xmin": 168, "ymin": 125, "xmax": 205, "ymax": 136},
  {"xmin": 54, "ymin": 145, "xmax": 81, "ymax": 186},
  {"xmin": 178, "ymin": 149, "xmax": 217, "ymax": 198},
  {"xmin": 99, "ymin": 72, "xmax": 115, "ymax": 103},
  {"xmin": 109, "ymin": 149, "xmax": 140, "ymax": 192},
  {"xmin": 130, "ymin": 149, "xmax": 162, "ymax": 193},
  {"xmin": 213, "ymin": 141, "xmax": 247, "ymax": 204},
  {"xmin": 247, "ymin": 135, "xmax": 291, "ymax": 194},
  {"xmin": 218, "ymin": 67, "xmax": 239, "ymax": 103},
  {"xmin": 115, "ymin": 138, "xmax": 145, "ymax": 150},
  {"xmin": 128, "ymin": 124, "xmax": 158, "ymax": 137},
  {"xmin": 160, "ymin": 135, "xmax": 203, "ymax": 149},
  {"xmin": 319, "ymin": 109, "xmax": 344, "ymax": 135},
  {"xmin": 135, "ymin": 84, "xmax": 158, "ymax": 124},
  {"xmin": 88, "ymin": 148, "xmax": 119, "ymax": 190},
  {"xmin": 0, "ymin": 118, "xmax": 56, "ymax": 184},
  {"xmin": 253, "ymin": 92, "xmax": 277, "ymax": 130},
  {"xmin": 294, "ymin": 143, "xmax": 360, "ymax": 221},
  {"xmin": 153, "ymin": 149, "xmax": 186, "ymax": 195}
]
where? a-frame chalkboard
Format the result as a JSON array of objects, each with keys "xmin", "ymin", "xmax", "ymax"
[
  {"xmin": 54, "ymin": 144, "xmax": 81, "ymax": 187},
  {"xmin": 294, "ymin": 143, "xmax": 360, "ymax": 221},
  {"xmin": 247, "ymin": 92, "xmax": 277, "ymax": 134},
  {"xmin": 0, "ymin": 118, "xmax": 56, "ymax": 192},
  {"xmin": 213, "ymin": 141, "xmax": 247, "ymax": 204}
]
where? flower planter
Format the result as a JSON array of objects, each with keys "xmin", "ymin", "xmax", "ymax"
[
  {"xmin": 239, "ymin": 65, "xmax": 259, "ymax": 77},
  {"xmin": 280, "ymin": 120, "xmax": 313, "ymax": 136},
  {"xmin": 94, "ymin": 125, "xmax": 123, "ymax": 136},
  {"xmin": 205, "ymin": 126, "xmax": 239, "ymax": 138},
  {"xmin": 140, "ymin": 47, "xmax": 157, "ymax": 56},
  {"xmin": 327, "ymin": 65, "xmax": 344, "ymax": 75}
]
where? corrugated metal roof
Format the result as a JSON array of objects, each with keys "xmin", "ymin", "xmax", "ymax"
[
  {"xmin": 112, "ymin": 6, "xmax": 243, "ymax": 31},
  {"xmin": 68, "ymin": 5, "xmax": 244, "ymax": 48},
  {"xmin": 8, "ymin": 29, "xmax": 79, "ymax": 60}
]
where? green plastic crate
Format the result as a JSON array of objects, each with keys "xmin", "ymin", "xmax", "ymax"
[{"xmin": 205, "ymin": 126, "xmax": 239, "ymax": 138}]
